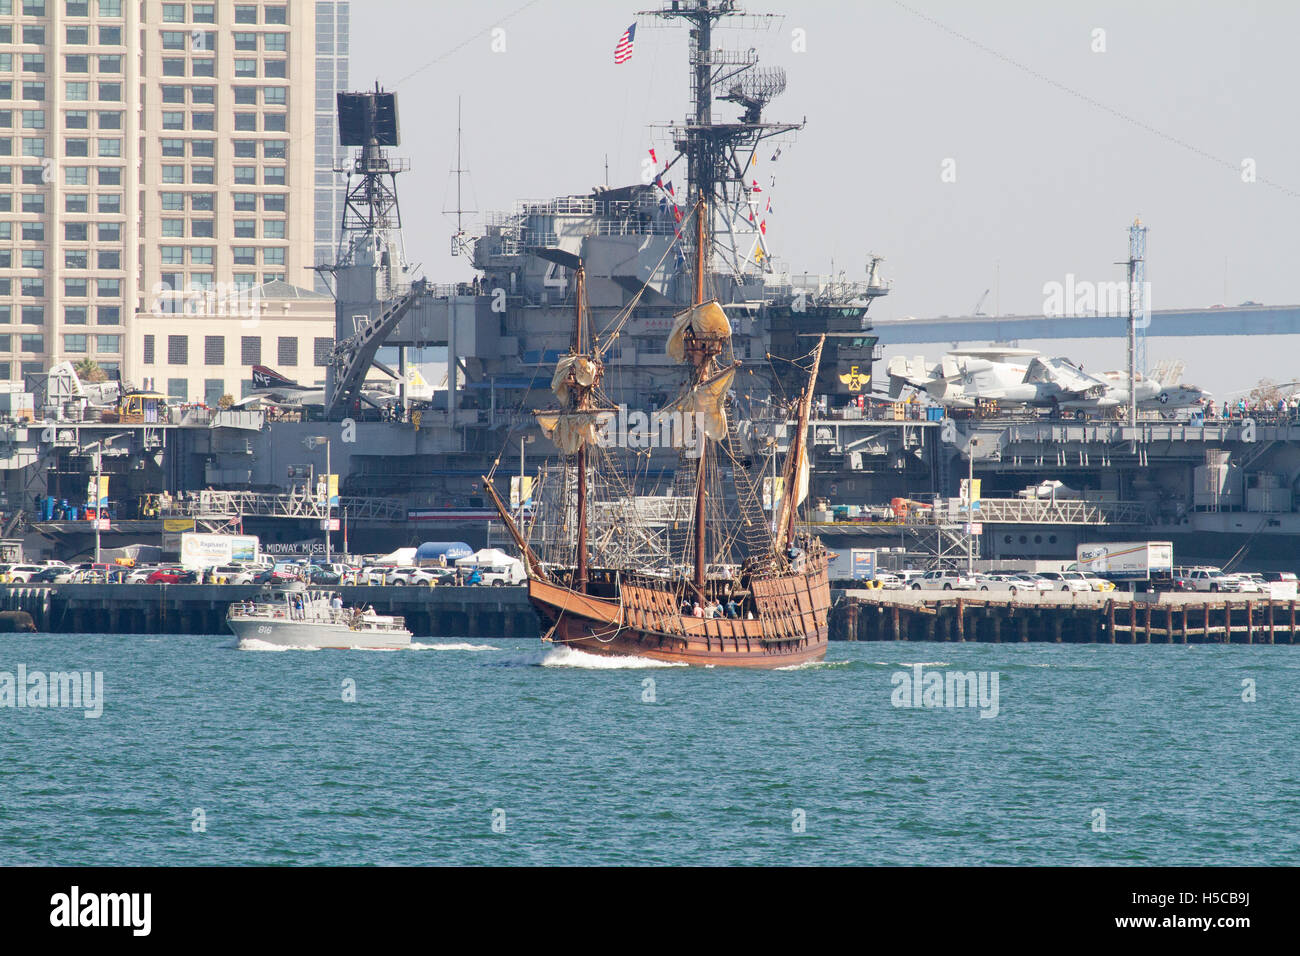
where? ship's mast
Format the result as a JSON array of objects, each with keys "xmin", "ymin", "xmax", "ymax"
[
  {"xmin": 776, "ymin": 334, "xmax": 824, "ymax": 552},
  {"xmin": 639, "ymin": 0, "xmax": 801, "ymax": 276},
  {"xmin": 692, "ymin": 197, "xmax": 709, "ymax": 595},
  {"xmin": 574, "ymin": 264, "xmax": 590, "ymax": 594}
]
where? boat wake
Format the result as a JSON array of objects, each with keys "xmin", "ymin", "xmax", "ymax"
[
  {"xmin": 490, "ymin": 645, "xmax": 687, "ymax": 669},
  {"xmin": 408, "ymin": 642, "xmax": 498, "ymax": 652},
  {"xmin": 237, "ymin": 638, "xmax": 321, "ymax": 652}
]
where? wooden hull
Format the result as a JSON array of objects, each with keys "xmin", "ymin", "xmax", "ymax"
[{"xmin": 526, "ymin": 557, "xmax": 831, "ymax": 669}]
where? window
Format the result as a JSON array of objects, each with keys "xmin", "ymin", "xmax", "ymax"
[
  {"xmin": 161, "ymin": 111, "xmax": 185, "ymax": 130},
  {"xmin": 204, "ymin": 336, "xmax": 224, "ymax": 365},
  {"xmin": 160, "ymin": 192, "xmax": 183, "ymax": 211},
  {"xmin": 232, "ymin": 247, "xmax": 256, "ymax": 265},
  {"xmin": 143, "ymin": 335, "xmax": 155, "ymax": 365},
  {"xmin": 95, "ymin": 335, "xmax": 120, "ymax": 353},
  {"xmin": 23, "ymin": 54, "xmax": 47, "ymax": 74},
  {"xmin": 98, "ymin": 83, "xmax": 122, "ymax": 101},
  {"xmin": 66, "ymin": 166, "xmax": 90, "ymax": 185},
  {"xmin": 64, "ymin": 307, "xmax": 87, "ymax": 326},
  {"xmin": 233, "ymin": 166, "xmax": 256, "ymax": 184},
  {"xmin": 263, "ymin": 114, "xmax": 286, "ymax": 132},
  {"xmin": 23, "ymin": 25, "xmax": 44, "ymax": 44},
  {"xmin": 167, "ymin": 378, "xmax": 187, "ymax": 402},
  {"xmin": 192, "ymin": 4, "xmax": 214, "ymax": 23},
  {"xmin": 190, "ymin": 247, "xmax": 213, "ymax": 266},
  {"xmin": 191, "ymin": 114, "xmax": 214, "ymax": 131},
  {"xmin": 234, "ymin": 113, "xmax": 257, "ymax": 131},
  {"xmin": 234, "ymin": 5, "xmax": 257, "ymax": 23},
  {"xmin": 21, "ymin": 222, "xmax": 43, "ymax": 241},
  {"xmin": 190, "ymin": 86, "xmax": 214, "ymax": 105},
  {"xmin": 263, "ymin": 195, "xmax": 286, "ymax": 212},
  {"xmin": 98, "ymin": 56, "xmax": 122, "ymax": 74},
  {"xmin": 21, "ymin": 279, "xmax": 45, "ymax": 297},
  {"xmin": 98, "ymin": 223, "xmax": 119, "ymax": 241},
  {"xmin": 21, "ymin": 307, "xmax": 43, "ymax": 326},
  {"xmin": 191, "ymin": 59, "xmax": 215, "ymax": 78},
  {"xmin": 96, "ymin": 193, "xmax": 119, "ymax": 212},
  {"xmin": 233, "ymin": 192, "xmax": 257, "ymax": 211},
  {"xmin": 65, "ymin": 26, "xmax": 88, "ymax": 44},
  {"xmin": 97, "ymin": 138, "xmax": 121, "ymax": 157},
  {"xmin": 65, "ymin": 194, "xmax": 88, "ymax": 212},
  {"xmin": 204, "ymin": 378, "xmax": 224, "ymax": 406},
  {"xmin": 233, "ymin": 220, "xmax": 256, "ymax": 239},
  {"xmin": 160, "ymin": 246, "xmax": 184, "ymax": 266},
  {"xmin": 190, "ymin": 193, "xmax": 214, "ymax": 211},
  {"xmin": 66, "ymin": 111, "xmax": 89, "ymax": 130},
  {"xmin": 22, "ymin": 82, "xmax": 45, "ymax": 101},
  {"xmin": 234, "ymin": 33, "xmax": 257, "ymax": 51},
  {"xmin": 264, "ymin": 140, "xmax": 287, "ymax": 160},
  {"xmin": 161, "ymin": 3, "xmax": 184, "ymax": 21},
  {"xmin": 20, "ymin": 335, "xmax": 45, "ymax": 354},
  {"xmin": 96, "ymin": 306, "xmax": 119, "ymax": 326},
  {"xmin": 263, "ymin": 220, "xmax": 286, "ymax": 239},
  {"xmin": 162, "ymin": 59, "xmax": 185, "ymax": 77},
  {"xmin": 98, "ymin": 26, "xmax": 120, "ymax": 44},
  {"xmin": 161, "ymin": 138, "xmax": 185, "ymax": 157},
  {"xmin": 277, "ymin": 337, "xmax": 298, "ymax": 366},
  {"xmin": 240, "ymin": 336, "xmax": 261, "ymax": 365},
  {"xmin": 161, "ymin": 165, "xmax": 184, "ymax": 183},
  {"xmin": 98, "ymin": 250, "xmax": 119, "ymax": 269},
  {"xmin": 162, "ymin": 85, "xmax": 185, "ymax": 104},
  {"xmin": 262, "ymin": 248, "xmax": 285, "ymax": 266},
  {"xmin": 167, "ymin": 335, "xmax": 188, "ymax": 364},
  {"xmin": 64, "ymin": 334, "xmax": 88, "ymax": 354},
  {"xmin": 234, "ymin": 140, "xmax": 257, "ymax": 158},
  {"xmin": 65, "ymin": 222, "xmax": 88, "ymax": 241},
  {"xmin": 191, "ymin": 166, "xmax": 213, "ymax": 184},
  {"xmin": 66, "ymin": 1, "xmax": 90, "ymax": 15},
  {"xmin": 264, "ymin": 60, "xmax": 287, "ymax": 79},
  {"xmin": 234, "ymin": 88, "xmax": 258, "ymax": 106},
  {"xmin": 234, "ymin": 60, "xmax": 257, "ymax": 79},
  {"xmin": 65, "ymin": 138, "xmax": 89, "ymax": 157},
  {"xmin": 263, "ymin": 87, "xmax": 287, "ymax": 105},
  {"xmin": 190, "ymin": 139, "xmax": 215, "ymax": 158},
  {"xmin": 98, "ymin": 0, "xmax": 121, "ymax": 15},
  {"xmin": 96, "ymin": 278, "xmax": 119, "ymax": 297},
  {"xmin": 191, "ymin": 220, "xmax": 214, "ymax": 238},
  {"xmin": 263, "ymin": 167, "xmax": 285, "ymax": 185},
  {"xmin": 65, "ymin": 251, "xmax": 88, "ymax": 270},
  {"xmin": 265, "ymin": 6, "xmax": 286, "ymax": 24},
  {"xmin": 21, "ymin": 193, "xmax": 44, "ymax": 212},
  {"xmin": 65, "ymin": 279, "xmax": 88, "ymax": 297},
  {"xmin": 161, "ymin": 31, "xmax": 186, "ymax": 50},
  {"xmin": 314, "ymin": 338, "xmax": 332, "ymax": 367}
]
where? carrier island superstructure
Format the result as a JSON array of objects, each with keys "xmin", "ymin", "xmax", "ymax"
[{"xmin": 3, "ymin": 0, "xmax": 1300, "ymax": 570}]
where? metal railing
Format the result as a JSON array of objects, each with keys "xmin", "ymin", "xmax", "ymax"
[{"xmin": 923, "ymin": 498, "xmax": 1152, "ymax": 526}]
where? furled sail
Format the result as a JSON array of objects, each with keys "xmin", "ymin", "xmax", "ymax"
[
  {"xmin": 666, "ymin": 300, "xmax": 731, "ymax": 363},
  {"xmin": 551, "ymin": 354, "xmax": 599, "ymax": 406},
  {"xmin": 535, "ymin": 409, "xmax": 614, "ymax": 455},
  {"xmin": 668, "ymin": 366, "xmax": 736, "ymax": 442}
]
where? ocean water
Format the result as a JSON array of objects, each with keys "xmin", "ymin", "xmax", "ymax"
[{"xmin": 1, "ymin": 634, "xmax": 1296, "ymax": 866}]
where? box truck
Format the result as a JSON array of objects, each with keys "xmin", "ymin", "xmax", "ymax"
[{"xmin": 1075, "ymin": 541, "xmax": 1173, "ymax": 583}]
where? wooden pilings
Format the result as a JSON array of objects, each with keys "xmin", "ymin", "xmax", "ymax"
[{"xmin": 829, "ymin": 593, "xmax": 1300, "ymax": 644}]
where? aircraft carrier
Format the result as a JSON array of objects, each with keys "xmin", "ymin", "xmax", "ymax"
[{"xmin": 2, "ymin": 0, "xmax": 1297, "ymax": 573}]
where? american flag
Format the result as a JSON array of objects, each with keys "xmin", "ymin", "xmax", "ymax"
[{"xmin": 614, "ymin": 23, "xmax": 636, "ymax": 64}]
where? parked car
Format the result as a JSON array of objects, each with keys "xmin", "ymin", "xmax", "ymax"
[
  {"xmin": 2, "ymin": 564, "xmax": 46, "ymax": 583},
  {"xmin": 1178, "ymin": 567, "xmax": 1243, "ymax": 593},
  {"xmin": 146, "ymin": 568, "xmax": 197, "ymax": 584},
  {"xmin": 476, "ymin": 562, "xmax": 526, "ymax": 587},
  {"xmin": 912, "ymin": 569, "xmax": 978, "ymax": 591},
  {"xmin": 1226, "ymin": 573, "xmax": 1268, "ymax": 594},
  {"xmin": 385, "ymin": 567, "xmax": 443, "ymax": 586},
  {"xmin": 875, "ymin": 572, "xmax": 903, "ymax": 590},
  {"xmin": 1034, "ymin": 570, "xmax": 1093, "ymax": 593},
  {"xmin": 213, "ymin": 564, "xmax": 259, "ymax": 585}
]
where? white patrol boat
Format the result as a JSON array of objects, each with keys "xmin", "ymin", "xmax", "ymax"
[{"xmin": 227, "ymin": 582, "xmax": 411, "ymax": 649}]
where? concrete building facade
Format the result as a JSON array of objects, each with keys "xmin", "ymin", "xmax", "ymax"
[{"xmin": 0, "ymin": 0, "xmax": 348, "ymax": 387}]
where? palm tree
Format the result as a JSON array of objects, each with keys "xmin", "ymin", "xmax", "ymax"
[{"xmin": 74, "ymin": 359, "xmax": 108, "ymax": 383}]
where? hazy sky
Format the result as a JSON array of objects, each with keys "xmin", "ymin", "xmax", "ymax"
[{"xmin": 351, "ymin": 1, "xmax": 1299, "ymax": 390}]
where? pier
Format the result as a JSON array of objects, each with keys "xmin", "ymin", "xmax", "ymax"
[
  {"xmin": 0, "ymin": 584, "xmax": 537, "ymax": 639},
  {"xmin": 829, "ymin": 591, "xmax": 1300, "ymax": 644}
]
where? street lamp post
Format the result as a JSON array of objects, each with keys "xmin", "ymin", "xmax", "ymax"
[
  {"xmin": 306, "ymin": 435, "xmax": 333, "ymax": 565},
  {"xmin": 967, "ymin": 437, "xmax": 979, "ymax": 575}
]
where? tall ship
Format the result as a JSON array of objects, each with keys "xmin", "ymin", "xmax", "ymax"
[{"xmin": 485, "ymin": 196, "xmax": 831, "ymax": 667}]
